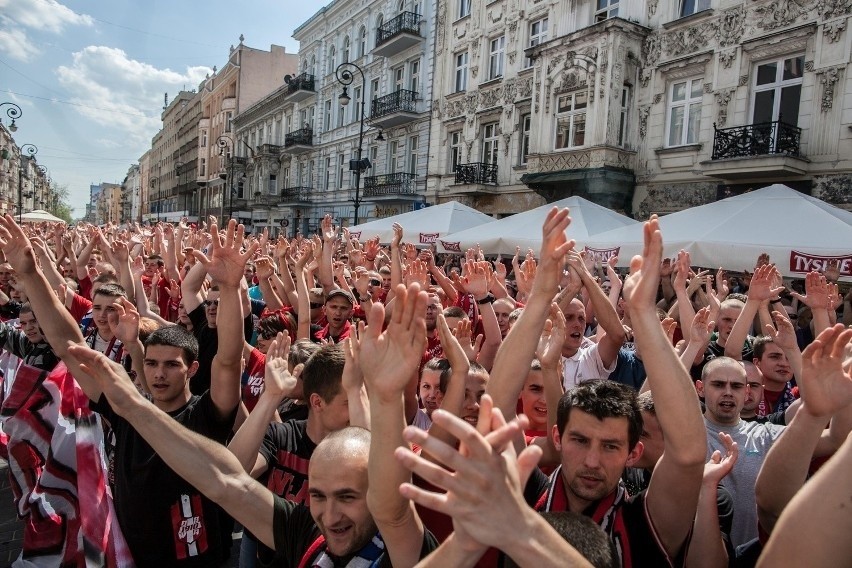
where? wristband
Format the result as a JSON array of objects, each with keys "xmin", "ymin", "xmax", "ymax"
[{"xmin": 476, "ymin": 293, "xmax": 495, "ymax": 305}]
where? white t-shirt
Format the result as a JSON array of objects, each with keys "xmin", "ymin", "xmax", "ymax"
[
  {"xmin": 412, "ymin": 407, "xmax": 432, "ymax": 430},
  {"xmin": 561, "ymin": 338, "xmax": 617, "ymax": 391}
]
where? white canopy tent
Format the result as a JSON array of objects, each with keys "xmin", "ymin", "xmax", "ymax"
[
  {"xmin": 437, "ymin": 196, "xmax": 638, "ymax": 256},
  {"xmin": 19, "ymin": 210, "xmax": 65, "ymax": 223},
  {"xmin": 585, "ymin": 185, "xmax": 852, "ymax": 279},
  {"xmin": 348, "ymin": 201, "xmax": 495, "ymax": 246}
]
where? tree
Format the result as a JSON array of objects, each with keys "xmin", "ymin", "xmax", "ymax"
[{"xmin": 48, "ymin": 182, "xmax": 73, "ymax": 223}]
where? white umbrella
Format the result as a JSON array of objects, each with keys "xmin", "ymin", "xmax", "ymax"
[
  {"xmin": 437, "ymin": 196, "xmax": 638, "ymax": 256},
  {"xmin": 348, "ymin": 201, "xmax": 495, "ymax": 246},
  {"xmin": 585, "ymin": 184, "xmax": 852, "ymax": 279},
  {"xmin": 19, "ymin": 210, "xmax": 65, "ymax": 223}
]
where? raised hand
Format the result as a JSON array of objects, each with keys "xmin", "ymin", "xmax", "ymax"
[
  {"xmin": 353, "ymin": 268, "xmax": 371, "ymax": 297},
  {"xmin": 533, "ymin": 207, "xmax": 574, "ymax": 296},
  {"xmin": 824, "ymin": 259, "xmax": 840, "ymax": 283},
  {"xmin": 536, "ymin": 303, "xmax": 566, "ymax": 369},
  {"xmin": 321, "ymin": 214, "xmax": 338, "ymax": 244},
  {"xmin": 436, "ymin": 313, "xmax": 471, "ymax": 374},
  {"xmin": 263, "ymin": 333, "xmax": 298, "ymax": 401},
  {"xmin": 454, "ymin": 318, "xmax": 484, "ymax": 362},
  {"xmin": 461, "ymin": 260, "xmax": 490, "ymax": 299},
  {"xmin": 254, "ymin": 256, "xmax": 275, "ymax": 280},
  {"xmin": 515, "ymin": 257, "xmax": 537, "ymax": 298},
  {"xmin": 403, "ymin": 259, "xmax": 430, "ymax": 288},
  {"xmin": 765, "ymin": 311, "xmax": 799, "ymax": 352},
  {"xmin": 715, "ymin": 267, "xmax": 729, "ymax": 300},
  {"xmin": 193, "ymin": 219, "xmax": 258, "ymax": 287},
  {"xmin": 790, "ymin": 271, "xmax": 831, "ymax": 310},
  {"xmin": 622, "ymin": 215, "xmax": 664, "ymax": 314},
  {"xmin": 756, "ymin": 253, "xmax": 771, "ymax": 269},
  {"xmin": 799, "ymin": 324, "xmax": 852, "ymax": 418},
  {"xmin": 0, "ymin": 215, "xmax": 37, "ymax": 273},
  {"xmin": 689, "ymin": 306, "xmax": 716, "ymax": 345},
  {"xmin": 747, "ymin": 264, "xmax": 785, "ymax": 303},
  {"xmin": 107, "ymin": 297, "xmax": 141, "ymax": 346},
  {"xmin": 703, "ymin": 432, "xmax": 738, "ymax": 486},
  {"xmin": 391, "ymin": 223, "xmax": 403, "ymax": 249},
  {"xmin": 66, "ymin": 344, "xmax": 141, "ymax": 413},
  {"xmin": 660, "ymin": 257, "xmax": 675, "ymax": 278}
]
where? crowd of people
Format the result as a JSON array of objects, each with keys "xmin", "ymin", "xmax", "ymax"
[{"xmin": 0, "ymin": 208, "xmax": 849, "ymax": 568}]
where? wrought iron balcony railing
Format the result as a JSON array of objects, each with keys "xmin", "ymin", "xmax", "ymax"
[
  {"xmin": 258, "ymin": 144, "xmax": 281, "ymax": 156},
  {"xmin": 454, "ymin": 162, "xmax": 498, "ymax": 185},
  {"xmin": 284, "ymin": 128, "xmax": 314, "ymax": 148},
  {"xmin": 711, "ymin": 120, "xmax": 803, "ymax": 160},
  {"xmin": 364, "ymin": 172, "xmax": 416, "ymax": 197},
  {"xmin": 285, "ymin": 72, "xmax": 316, "ymax": 96},
  {"xmin": 280, "ymin": 186, "xmax": 313, "ymax": 203},
  {"xmin": 371, "ymin": 90, "xmax": 418, "ymax": 119},
  {"xmin": 376, "ymin": 11, "xmax": 422, "ymax": 46}
]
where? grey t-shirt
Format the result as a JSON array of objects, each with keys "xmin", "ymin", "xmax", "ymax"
[{"xmin": 704, "ymin": 417, "xmax": 785, "ymax": 548}]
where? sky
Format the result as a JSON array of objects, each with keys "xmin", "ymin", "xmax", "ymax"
[{"xmin": 1, "ymin": 0, "xmax": 324, "ymax": 217}]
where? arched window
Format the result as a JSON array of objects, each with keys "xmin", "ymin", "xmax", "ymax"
[
  {"xmin": 310, "ymin": 54, "xmax": 316, "ymax": 75},
  {"xmin": 397, "ymin": 0, "xmax": 405, "ymax": 13},
  {"xmin": 302, "ymin": 58, "xmax": 308, "ymax": 73},
  {"xmin": 358, "ymin": 26, "xmax": 366, "ymax": 58},
  {"xmin": 328, "ymin": 45, "xmax": 336, "ymax": 75},
  {"xmin": 343, "ymin": 36, "xmax": 350, "ymax": 63}
]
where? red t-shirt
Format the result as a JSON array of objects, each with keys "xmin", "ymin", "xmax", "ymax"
[
  {"xmin": 762, "ymin": 388, "xmax": 784, "ymax": 413},
  {"xmin": 422, "ymin": 334, "xmax": 443, "ymax": 367},
  {"xmin": 241, "ymin": 348, "xmax": 266, "ymax": 412},
  {"xmin": 69, "ymin": 293, "xmax": 93, "ymax": 322},
  {"xmin": 78, "ymin": 276, "xmax": 93, "ymax": 301}
]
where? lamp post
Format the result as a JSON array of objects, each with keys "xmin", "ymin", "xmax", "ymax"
[
  {"xmin": 1, "ymin": 102, "xmax": 21, "ymax": 132},
  {"xmin": 335, "ymin": 62, "xmax": 370, "ymax": 226},
  {"xmin": 17, "ymin": 144, "xmax": 37, "ymax": 223},
  {"xmin": 215, "ymin": 135, "xmax": 234, "ymax": 221}
]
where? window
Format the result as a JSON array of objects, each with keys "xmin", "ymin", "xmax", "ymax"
[
  {"xmin": 199, "ymin": 158, "xmax": 206, "ymax": 177},
  {"xmin": 328, "ymin": 46, "xmax": 336, "ymax": 75},
  {"xmin": 343, "ymin": 36, "xmax": 350, "ymax": 64},
  {"xmin": 371, "ymin": 78, "xmax": 380, "ymax": 101},
  {"xmin": 201, "ymin": 130, "xmax": 208, "ymax": 147},
  {"xmin": 680, "ymin": 0, "xmax": 710, "ymax": 17},
  {"xmin": 595, "ymin": 0, "xmax": 619, "ymax": 22},
  {"xmin": 394, "ymin": 66, "xmax": 405, "ymax": 91},
  {"xmin": 408, "ymin": 136, "xmax": 418, "ymax": 175},
  {"xmin": 324, "ymin": 99, "xmax": 332, "ymax": 131},
  {"xmin": 307, "ymin": 105, "xmax": 316, "ymax": 131},
  {"xmin": 458, "ymin": 0, "xmax": 471, "ymax": 18},
  {"xmin": 751, "ymin": 55, "xmax": 804, "ymax": 126},
  {"xmin": 489, "ymin": 36, "xmax": 506, "ymax": 80},
  {"xmin": 307, "ymin": 160, "xmax": 314, "ymax": 187},
  {"xmin": 520, "ymin": 114, "xmax": 531, "ymax": 164},
  {"xmin": 274, "ymin": 118, "xmax": 282, "ymax": 144},
  {"xmin": 525, "ymin": 18, "xmax": 548, "ymax": 68},
  {"xmin": 352, "ymin": 86, "xmax": 362, "ymax": 123},
  {"xmin": 337, "ymin": 103, "xmax": 345, "ymax": 128},
  {"xmin": 455, "ymin": 51, "xmax": 468, "ymax": 92},
  {"xmin": 370, "ymin": 146, "xmax": 379, "ymax": 173},
  {"xmin": 555, "ymin": 92, "xmax": 588, "ymax": 149},
  {"xmin": 358, "ymin": 26, "xmax": 367, "ymax": 58},
  {"xmin": 268, "ymin": 174, "xmax": 277, "ymax": 195},
  {"xmin": 309, "ymin": 55, "xmax": 316, "ymax": 75},
  {"xmin": 337, "ymin": 155, "xmax": 346, "ymax": 188},
  {"xmin": 409, "ymin": 59, "xmax": 420, "ymax": 93},
  {"xmin": 389, "ymin": 140, "xmax": 399, "ymax": 172},
  {"xmin": 282, "ymin": 167, "xmax": 290, "ymax": 187},
  {"xmin": 482, "ymin": 123, "xmax": 499, "ymax": 164},
  {"xmin": 617, "ymin": 86, "xmax": 630, "ymax": 147},
  {"xmin": 449, "ymin": 131, "xmax": 462, "ymax": 172},
  {"xmin": 324, "ymin": 157, "xmax": 331, "ymax": 190},
  {"xmin": 666, "ymin": 78, "xmax": 702, "ymax": 146},
  {"xmin": 225, "ymin": 112, "xmax": 233, "ymax": 133}
]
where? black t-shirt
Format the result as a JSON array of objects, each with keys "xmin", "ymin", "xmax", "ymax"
[
  {"xmin": 91, "ymin": 392, "xmax": 236, "ymax": 567},
  {"xmin": 271, "ymin": 496, "xmax": 438, "ymax": 568},
  {"xmin": 188, "ymin": 303, "xmax": 254, "ymax": 395},
  {"xmin": 525, "ymin": 469, "xmax": 683, "ymax": 568},
  {"xmin": 277, "ymin": 399, "xmax": 309, "ymax": 423}
]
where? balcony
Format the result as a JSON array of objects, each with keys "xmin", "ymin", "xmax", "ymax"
[
  {"xmin": 282, "ymin": 128, "xmax": 314, "ymax": 155},
  {"xmin": 363, "ymin": 172, "xmax": 418, "ymax": 199},
  {"xmin": 455, "ymin": 162, "xmax": 498, "ymax": 185},
  {"xmin": 283, "ymin": 72, "xmax": 317, "ymax": 103},
  {"xmin": 374, "ymin": 11, "xmax": 423, "ymax": 57},
  {"xmin": 258, "ymin": 144, "xmax": 281, "ymax": 157},
  {"xmin": 369, "ymin": 90, "xmax": 419, "ymax": 129},
  {"xmin": 702, "ymin": 120, "xmax": 809, "ymax": 180},
  {"xmin": 222, "ymin": 97, "xmax": 236, "ymax": 111},
  {"xmin": 279, "ymin": 186, "xmax": 314, "ymax": 205}
]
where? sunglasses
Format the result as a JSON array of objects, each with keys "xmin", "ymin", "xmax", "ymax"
[
  {"xmin": 204, "ymin": 299, "xmax": 220, "ymax": 306},
  {"xmin": 310, "ymin": 302, "xmax": 324, "ymax": 309},
  {"xmin": 257, "ymin": 330, "xmax": 277, "ymax": 339},
  {"xmin": 369, "ymin": 279, "xmax": 381, "ymax": 286}
]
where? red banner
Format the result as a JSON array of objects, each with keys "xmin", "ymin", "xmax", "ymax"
[
  {"xmin": 789, "ymin": 251, "xmax": 852, "ymax": 276},
  {"xmin": 419, "ymin": 232, "xmax": 440, "ymax": 244},
  {"xmin": 440, "ymin": 240, "xmax": 462, "ymax": 252},
  {"xmin": 349, "ymin": 231, "xmax": 362, "ymax": 240},
  {"xmin": 583, "ymin": 246, "xmax": 620, "ymax": 263}
]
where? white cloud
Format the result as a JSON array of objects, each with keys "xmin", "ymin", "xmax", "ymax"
[
  {"xmin": 0, "ymin": 0, "xmax": 93, "ymax": 34},
  {"xmin": 0, "ymin": 26, "xmax": 40, "ymax": 61},
  {"xmin": 56, "ymin": 46, "xmax": 211, "ymax": 145}
]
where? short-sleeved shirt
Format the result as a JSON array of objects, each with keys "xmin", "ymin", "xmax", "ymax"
[
  {"xmin": 242, "ymin": 348, "xmax": 266, "ymax": 412},
  {"xmin": 188, "ymin": 304, "xmax": 254, "ymax": 395},
  {"xmin": 0, "ymin": 322, "xmax": 59, "ymax": 371},
  {"xmin": 561, "ymin": 338, "xmax": 617, "ymax": 390},
  {"xmin": 704, "ymin": 417, "xmax": 785, "ymax": 548},
  {"xmin": 609, "ymin": 348, "xmax": 646, "ymax": 391},
  {"xmin": 272, "ymin": 496, "xmax": 439, "ymax": 568},
  {"xmin": 90, "ymin": 392, "xmax": 236, "ymax": 567},
  {"xmin": 259, "ymin": 419, "xmax": 315, "ymax": 504}
]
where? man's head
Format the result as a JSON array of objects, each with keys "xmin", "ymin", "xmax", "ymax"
[
  {"xmin": 144, "ymin": 255, "xmax": 164, "ymax": 277},
  {"xmin": 493, "ymin": 298, "xmax": 514, "ymax": 337},
  {"xmin": 323, "ymin": 290, "xmax": 354, "ymax": 331},
  {"xmin": 552, "ymin": 380, "xmax": 644, "ymax": 507},
  {"xmin": 752, "ymin": 335, "xmax": 792, "ymax": 390},
  {"xmin": 244, "ymin": 262, "xmax": 255, "ymax": 284},
  {"xmin": 520, "ymin": 360, "xmax": 547, "ymax": 432},
  {"xmin": 309, "ymin": 288, "xmax": 326, "ymax": 323},
  {"xmin": 143, "ymin": 325, "xmax": 199, "ymax": 410},
  {"xmin": 697, "ymin": 356, "xmax": 747, "ymax": 426},
  {"xmin": 204, "ymin": 288, "xmax": 220, "ymax": 327},
  {"xmin": 741, "ymin": 361, "xmax": 764, "ymax": 418},
  {"xmin": 90, "ymin": 272, "xmax": 119, "ymax": 298},
  {"xmin": 308, "ymin": 427, "xmax": 377, "ymax": 558},
  {"xmin": 442, "ymin": 306, "xmax": 468, "ymax": 332},
  {"xmin": 303, "ymin": 344, "xmax": 349, "ymax": 433},
  {"xmin": 461, "ymin": 363, "xmax": 489, "ymax": 427},
  {"xmin": 505, "ymin": 512, "xmax": 618, "ymax": 568},
  {"xmin": 425, "ymin": 293, "xmax": 441, "ymax": 332},
  {"xmin": 0, "ymin": 263, "xmax": 13, "ymax": 286},
  {"xmin": 378, "ymin": 266, "xmax": 392, "ymax": 291},
  {"xmin": 716, "ymin": 299, "xmax": 744, "ymax": 345},
  {"xmin": 561, "ymin": 299, "xmax": 587, "ymax": 357},
  {"xmin": 255, "ymin": 313, "xmax": 295, "ymax": 354},
  {"xmin": 18, "ymin": 304, "xmax": 44, "ymax": 344},
  {"xmin": 420, "ymin": 358, "xmax": 450, "ymax": 418},
  {"xmin": 508, "ymin": 307, "xmax": 523, "ymax": 332},
  {"xmin": 92, "ymin": 283, "xmax": 128, "ymax": 337},
  {"xmin": 634, "ymin": 391, "xmax": 663, "ymax": 470}
]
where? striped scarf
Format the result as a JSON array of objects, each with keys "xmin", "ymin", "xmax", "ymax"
[{"xmin": 298, "ymin": 533, "xmax": 385, "ymax": 568}]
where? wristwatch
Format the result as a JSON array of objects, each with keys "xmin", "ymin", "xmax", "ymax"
[{"xmin": 476, "ymin": 293, "xmax": 495, "ymax": 305}]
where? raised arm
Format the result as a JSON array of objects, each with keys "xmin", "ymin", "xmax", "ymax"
[
  {"xmin": 423, "ymin": 249, "xmax": 459, "ymax": 304},
  {"xmin": 725, "ymin": 265, "xmax": 783, "ymax": 359},
  {"xmin": 318, "ymin": 215, "xmax": 337, "ymax": 293},
  {"xmin": 180, "ymin": 254, "xmax": 209, "ymax": 314},
  {"xmin": 622, "ymin": 216, "xmax": 706, "ymax": 558},
  {"xmin": 357, "ymin": 282, "xmax": 428, "ymax": 568}
]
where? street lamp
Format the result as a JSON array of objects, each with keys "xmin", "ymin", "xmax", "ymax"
[
  {"xmin": 335, "ymin": 62, "xmax": 370, "ymax": 226},
  {"xmin": 215, "ymin": 134, "xmax": 234, "ymax": 221},
  {"xmin": 17, "ymin": 143, "xmax": 37, "ymax": 223},
  {"xmin": 1, "ymin": 102, "xmax": 21, "ymax": 132}
]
